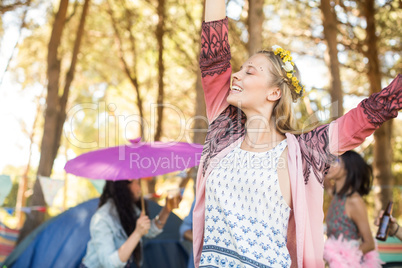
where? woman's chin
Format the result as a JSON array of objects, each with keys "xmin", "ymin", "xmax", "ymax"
[{"xmin": 226, "ymin": 95, "xmax": 242, "ymax": 107}]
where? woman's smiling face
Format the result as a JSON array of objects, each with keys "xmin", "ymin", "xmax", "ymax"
[{"xmin": 227, "ymin": 54, "xmax": 277, "ymax": 111}]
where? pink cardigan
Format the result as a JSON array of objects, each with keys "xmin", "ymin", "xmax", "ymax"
[{"xmin": 193, "ymin": 17, "xmax": 402, "ymax": 268}]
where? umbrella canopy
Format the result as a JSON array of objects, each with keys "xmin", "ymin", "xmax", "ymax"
[{"xmin": 64, "ymin": 138, "xmax": 203, "ymax": 180}]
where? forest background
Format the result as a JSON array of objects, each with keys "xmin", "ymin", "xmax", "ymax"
[{"xmin": 0, "ymin": 0, "xmax": 401, "ymax": 243}]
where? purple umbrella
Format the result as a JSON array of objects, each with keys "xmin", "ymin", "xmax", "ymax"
[
  {"xmin": 64, "ymin": 138, "xmax": 203, "ymax": 212},
  {"xmin": 64, "ymin": 137, "xmax": 203, "ymax": 181}
]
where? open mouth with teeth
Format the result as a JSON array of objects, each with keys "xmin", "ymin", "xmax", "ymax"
[{"xmin": 231, "ymin": 85, "xmax": 243, "ymax": 92}]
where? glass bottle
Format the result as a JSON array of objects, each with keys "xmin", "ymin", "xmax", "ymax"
[{"xmin": 376, "ymin": 201, "xmax": 393, "ymax": 241}]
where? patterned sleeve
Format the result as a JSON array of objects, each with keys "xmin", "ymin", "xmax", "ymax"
[
  {"xmin": 296, "ymin": 125, "xmax": 336, "ymax": 185},
  {"xmin": 200, "ymin": 17, "xmax": 232, "ymax": 123},
  {"xmin": 359, "ymin": 74, "xmax": 402, "ymax": 127}
]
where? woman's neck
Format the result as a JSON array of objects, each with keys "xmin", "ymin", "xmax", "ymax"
[{"xmin": 242, "ymin": 116, "xmax": 285, "ymax": 151}]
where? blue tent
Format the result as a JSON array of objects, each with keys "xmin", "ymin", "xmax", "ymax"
[{"xmin": 2, "ymin": 198, "xmax": 189, "ymax": 268}]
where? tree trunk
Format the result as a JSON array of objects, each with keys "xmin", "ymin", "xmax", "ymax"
[
  {"xmin": 154, "ymin": 0, "xmax": 166, "ymax": 142},
  {"xmin": 54, "ymin": 0, "xmax": 91, "ymax": 160},
  {"xmin": 18, "ymin": 0, "xmax": 69, "ymax": 244},
  {"xmin": 320, "ymin": 0, "xmax": 343, "ymax": 118},
  {"xmin": 247, "ymin": 0, "xmax": 264, "ymax": 56},
  {"xmin": 18, "ymin": 0, "xmax": 90, "ymax": 242},
  {"xmin": 38, "ymin": 0, "xmax": 69, "ymax": 179},
  {"xmin": 373, "ymin": 121, "xmax": 393, "ymax": 210},
  {"xmin": 363, "ymin": 0, "xmax": 393, "ymax": 212}
]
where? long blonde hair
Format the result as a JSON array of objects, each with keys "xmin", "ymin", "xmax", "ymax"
[{"xmin": 257, "ymin": 50, "xmax": 303, "ymax": 134}]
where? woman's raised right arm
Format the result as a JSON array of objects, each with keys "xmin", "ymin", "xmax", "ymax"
[
  {"xmin": 205, "ymin": 0, "xmax": 226, "ymax": 22},
  {"xmin": 200, "ymin": 0, "xmax": 232, "ymax": 123}
]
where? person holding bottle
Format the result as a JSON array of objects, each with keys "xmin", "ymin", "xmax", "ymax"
[
  {"xmin": 324, "ymin": 151, "xmax": 382, "ymax": 267},
  {"xmin": 375, "ymin": 209, "xmax": 402, "ymax": 241},
  {"xmin": 192, "ymin": 0, "xmax": 402, "ymax": 267}
]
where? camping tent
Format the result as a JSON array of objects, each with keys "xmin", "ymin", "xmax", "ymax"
[{"xmin": 1, "ymin": 198, "xmax": 188, "ymax": 268}]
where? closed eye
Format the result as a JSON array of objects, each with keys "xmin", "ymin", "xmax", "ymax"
[
  {"xmin": 239, "ymin": 65, "xmax": 256, "ymax": 74},
  {"xmin": 246, "ymin": 65, "xmax": 256, "ymax": 74}
]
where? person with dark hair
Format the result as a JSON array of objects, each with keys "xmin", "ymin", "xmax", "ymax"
[
  {"xmin": 81, "ymin": 180, "xmax": 174, "ymax": 268},
  {"xmin": 324, "ymin": 151, "xmax": 382, "ymax": 267}
]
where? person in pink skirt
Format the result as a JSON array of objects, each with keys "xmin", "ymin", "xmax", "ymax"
[{"xmin": 324, "ymin": 151, "xmax": 382, "ymax": 268}]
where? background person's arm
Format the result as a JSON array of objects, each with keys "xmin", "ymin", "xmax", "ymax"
[
  {"xmin": 117, "ymin": 214, "xmax": 150, "ymax": 263},
  {"xmin": 183, "ymin": 230, "xmax": 193, "ymax": 242},
  {"xmin": 347, "ymin": 195, "xmax": 375, "ymax": 254},
  {"xmin": 180, "ymin": 200, "xmax": 195, "ymax": 241},
  {"xmin": 392, "ymin": 221, "xmax": 402, "ymax": 241},
  {"xmin": 153, "ymin": 205, "xmax": 171, "ymax": 230}
]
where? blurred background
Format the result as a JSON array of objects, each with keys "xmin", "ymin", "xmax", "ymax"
[{"xmin": 0, "ymin": 0, "xmax": 401, "ymax": 261}]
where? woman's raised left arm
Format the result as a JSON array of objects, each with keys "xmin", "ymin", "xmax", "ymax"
[
  {"xmin": 329, "ymin": 74, "xmax": 401, "ymax": 155},
  {"xmin": 296, "ymin": 74, "xmax": 401, "ymax": 186}
]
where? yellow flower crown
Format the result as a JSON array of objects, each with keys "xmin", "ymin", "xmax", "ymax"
[{"xmin": 272, "ymin": 45, "xmax": 305, "ymax": 95}]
